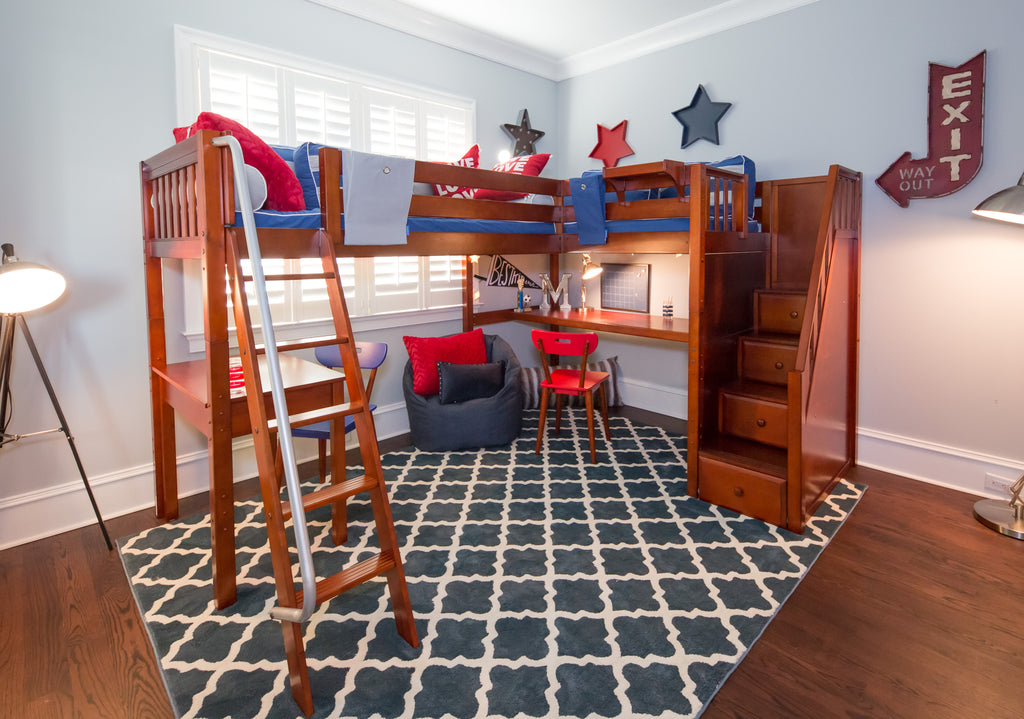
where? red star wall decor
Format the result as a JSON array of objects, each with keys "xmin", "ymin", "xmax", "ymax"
[{"xmin": 589, "ymin": 120, "xmax": 634, "ymax": 168}]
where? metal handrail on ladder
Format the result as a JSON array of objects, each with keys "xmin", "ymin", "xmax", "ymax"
[{"xmin": 212, "ymin": 134, "xmax": 317, "ymax": 624}]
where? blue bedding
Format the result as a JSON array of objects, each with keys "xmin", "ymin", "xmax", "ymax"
[{"xmin": 235, "ymin": 148, "xmax": 758, "ymax": 237}]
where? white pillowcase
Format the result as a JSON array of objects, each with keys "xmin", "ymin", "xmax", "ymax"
[{"xmin": 234, "ymin": 164, "xmax": 268, "ymax": 211}]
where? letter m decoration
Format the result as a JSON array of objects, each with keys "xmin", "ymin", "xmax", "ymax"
[{"xmin": 876, "ymin": 51, "xmax": 986, "ymax": 208}]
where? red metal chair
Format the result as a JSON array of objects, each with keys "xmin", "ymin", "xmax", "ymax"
[{"xmin": 531, "ymin": 329, "xmax": 611, "ymax": 462}]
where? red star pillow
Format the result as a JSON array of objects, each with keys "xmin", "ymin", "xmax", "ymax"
[
  {"xmin": 474, "ymin": 153, "xmax": 550, "ymax": 201},
  {"xmin": 403, "ymin": 329, "xmax": 488, "ymax": 396},
  {"xmin": 173, "ymin": 112, "xmax": 305, "ymax": 212},
  {"xmin": 432, "ymin": 145, "xmax": 480, "ymax": 199}
]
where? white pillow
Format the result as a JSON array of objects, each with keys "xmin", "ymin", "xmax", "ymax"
[{"xmin": 234, "ymin": 164, "xmax": 268, "ymax": 211}]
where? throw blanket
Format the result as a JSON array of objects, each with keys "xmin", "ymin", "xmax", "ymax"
[
  {"xmin": 341, "ymin": 149, "xmax": 415, "ymax": 245},
  {"xmin": 570, "ymin": 170, "xmax": 608, "ymax": 245}
]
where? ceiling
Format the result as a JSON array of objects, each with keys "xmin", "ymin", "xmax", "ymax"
[{"xmin": 309, "ymin": 0, "xmax": 820, "ymax": 80}]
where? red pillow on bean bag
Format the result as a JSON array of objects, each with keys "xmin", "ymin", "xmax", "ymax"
[
  {"xmin": 173, "ymin": 112, "xmax": 305, "ymax": 212},
  {"xmin": 403, "ymin": 329, "xmax": 488, "ymax": 396},
  {"xmin": 473, "ymin": 153, "xmax": 550, "ymax": 201}
]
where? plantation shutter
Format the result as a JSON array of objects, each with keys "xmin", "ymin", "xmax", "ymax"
[
  {"xmin": 423, "ymin": 101, "xmax": 470, "ymax": 162},
  {"xmin": 200, "ymin": 49, "xmax": 282, "ymax": 142},
  {"xmin": 291, "ymin": 72, "xmax": 355, "ymax": 148}
]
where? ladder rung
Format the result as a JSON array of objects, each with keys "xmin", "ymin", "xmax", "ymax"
[
  {"xmin": 295, "ymin": 550, "xmax": 399, "ymax": 608},
  {"xmin": 253, "ymin": 335, "xmax": 350, "ymax": 354},
  {"xmin": 281, "ymin": 473, "xmax": 378, "ymax": 520},
  {"xmin": 269, "ymin": 401, "xmax": 363, "ymax": 431},
  {"xmin": 242, "ymin": 272, "xmax": 336, "ymax": 282}
]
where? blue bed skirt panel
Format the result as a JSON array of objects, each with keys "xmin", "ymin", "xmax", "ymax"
[{"xmin": 235, "ymin": 211, "xmax": 557, "ymax": 234}]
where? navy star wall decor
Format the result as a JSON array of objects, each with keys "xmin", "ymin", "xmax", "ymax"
[
  {"xmin": 503, "ymin": 108, "xmax": 545, "ymax": 156},
  {"xmin": 672, "ymin": 85, "xmax": 732, "ymax": 148}
]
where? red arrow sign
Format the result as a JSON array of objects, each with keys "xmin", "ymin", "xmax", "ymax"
[{"xmin": 876, "ymin": 51, "xmax": 986, "ymax": 208}]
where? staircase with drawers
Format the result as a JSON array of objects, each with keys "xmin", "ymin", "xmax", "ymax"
[{"xmin": 688, "ymin": 166, "xmax": 862, "ymax": 533}]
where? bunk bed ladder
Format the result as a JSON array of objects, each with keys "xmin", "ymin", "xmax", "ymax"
[{"xmin": 212, "ymin": 135, "xmax": 418, "ymax": 716}]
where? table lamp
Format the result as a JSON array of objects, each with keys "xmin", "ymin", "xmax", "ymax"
[
  {"xmin": 970, "ymin": 178, "xmax": 1024, "ymax": 539},
  {"xmin": 579, "ymin": 253, "xmax": 603, "ymax": 312},
  {"xmin": 0, "ymin": 243, "xmax": 112, "ymax": 549}
]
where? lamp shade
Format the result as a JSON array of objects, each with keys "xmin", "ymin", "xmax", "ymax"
[
  {"xmin": 0, "ymin": 251, "xmax": 66, "ymax": 314},
  {"xmin": 581, "ymin": 253, "xmax": 603, "ymax": 281},
  {"xmin": 972, "ymin": 173, "xmax": 1024, "ymax": 225}
]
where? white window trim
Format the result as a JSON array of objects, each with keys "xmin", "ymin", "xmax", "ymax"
[{"xmin": 174, "ymin": 26, "xmax": 476, "ymax": 353}]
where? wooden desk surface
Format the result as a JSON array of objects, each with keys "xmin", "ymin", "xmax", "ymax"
[
  {"xmin": 155, "ymin": 354, "xmax": 344, "ymax": 438},
  {"xmin": 475, "ymin": 307, "xmax": 689, "ymax": 343}
]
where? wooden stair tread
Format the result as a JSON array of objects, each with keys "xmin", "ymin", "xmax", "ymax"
[
  {"xmin": 740, "ymin": 331, "xmax": 799, "ymax": 346},
  {"xmin": 719, "ymin": 379, "xmax": 788, "ymax": 404},
  {"xmin": 254, "ymin": 334, "xmax": 349, "ymax": 355},
  {"xmin": 755, "ymin": 288, "xmax": 807, "ymax": 297},
  {"xmin": 296, "ymin": 550, "xmax": 399, "ymax": 607},
  {"xmin": 281, "ymin": 474, "xmax": 378, "ymax": 520},
  {"xmin": 268, "ymin": 401, "xmax": 363, "ymax": 431},
  {"xmin": 701, "ymin": 434, "xmax": 788, "ymax": 478}
]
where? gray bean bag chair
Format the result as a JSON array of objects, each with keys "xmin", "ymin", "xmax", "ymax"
[{"xmin": 403, "ymin": 334, "xmax": 524, "ymax": 451}]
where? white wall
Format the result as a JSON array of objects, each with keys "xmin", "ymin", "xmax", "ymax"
[
  {"xmin": 557, "ymin": 0, "xmax": 1024, "ymax": 495},
  {"xmin": 0, "ymin": 0, "xmax": 556, "ymax": 547},
  {"xmin": 2, "ymin": 0, "xmax": 1022, "ymax": 547}
]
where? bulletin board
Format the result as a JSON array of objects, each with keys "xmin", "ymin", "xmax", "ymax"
[{"xmin": 600, "ymin": 263, "xmax": 650, "ymax": 313}]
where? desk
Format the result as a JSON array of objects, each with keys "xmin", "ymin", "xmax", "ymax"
[
  {"xmin": 150, "ymin": 353, "xmax": 345, "ymax": 609},
  {"xmin": 473, "ymin": 307, "xmax": 689, "ymax": 343}
]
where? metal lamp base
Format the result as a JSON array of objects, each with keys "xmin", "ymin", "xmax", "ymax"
[{"xmin": 973, "ymin": 499, "xmax": 1024, "ymax": 540}]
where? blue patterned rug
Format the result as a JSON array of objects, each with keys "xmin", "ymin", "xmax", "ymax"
[{"xmin": 120, "ymin": 411, "xmax": 862, "ymax": 719}]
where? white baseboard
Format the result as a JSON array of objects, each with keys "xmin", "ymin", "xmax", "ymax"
[
  {"xmin": 856, "ymin": 427, "xmax": 1023, "ymax": 499},
  {"xmin": 0, "ymin": 401, "xmax": 412, "ymax": 551},
  {"xmin": 3, "ymin": 388, "xmax": 1017, "ymax": 549},
  {"xmin": 620, "ymin": 377, "xmax": 687, "ymax": 419}
]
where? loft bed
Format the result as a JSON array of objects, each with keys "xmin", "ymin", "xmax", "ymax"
[{"xmin": 141, "ymin": 128, "xmax": 861, "ymax": 608}]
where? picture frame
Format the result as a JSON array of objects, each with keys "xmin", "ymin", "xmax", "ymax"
[{"xmin": 599, "ymin": 262, "xmax": 650, "ymax": 313}]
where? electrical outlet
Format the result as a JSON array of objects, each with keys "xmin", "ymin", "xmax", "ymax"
[{"xmin": 984, "ymin": 473, "xmax": 1014, "ymax": 496}]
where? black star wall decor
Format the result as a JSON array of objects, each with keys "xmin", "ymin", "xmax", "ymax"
[
  {"xmin": 503, "ymin": 108, "xmax": 545, "ymax": 156},
  {"xmin": 672, "ymin": 85, "xmax": 732, "ymax": 148}
]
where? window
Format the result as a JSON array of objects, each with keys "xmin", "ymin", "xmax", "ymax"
[{"xmin": 174, "ymin": 27, "xmax": 473, "ymax": 350}]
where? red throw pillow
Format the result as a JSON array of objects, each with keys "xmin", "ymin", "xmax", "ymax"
[
  {"xmin": 172, "ymin": 112, "xmax": 305, "ymax": 212},
  {"xmin": 474, "ymin": 153, "xmax": 550, "ymax": 201},
  {"xmin": 404, "ymin": 329, "xmax": 488, "ymax": 396},
  {"xmin": 433, "ymin": 145, "xmax": 480, "ymax": 199}
]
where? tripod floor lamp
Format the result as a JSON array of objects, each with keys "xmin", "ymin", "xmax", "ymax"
[{"xmin": 0, "ymin": 243, "xmax": 112, "ymax": 550}]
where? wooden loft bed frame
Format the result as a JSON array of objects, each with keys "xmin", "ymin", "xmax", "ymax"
[{"xmin": 141, "ymin": 129, "xmax": 860, "ymax": 606}]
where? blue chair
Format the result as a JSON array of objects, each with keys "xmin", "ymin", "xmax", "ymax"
[{"xmin": 292, "ymin": 341, "xmax": 388, "ymax": 483}]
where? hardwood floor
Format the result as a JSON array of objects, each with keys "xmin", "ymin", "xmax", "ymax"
[{"xmin": 2, "ymin": 408, "xmax": 1020, "ymax": 718}]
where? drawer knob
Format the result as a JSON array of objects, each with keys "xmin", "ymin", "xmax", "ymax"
[
  {"xmin": 734, "ymin": 487, "xmax": 745, "ymax": 497},
  {"xmin": 774, "ymin": 361, "xmax": 784, "ymax": 370},
  {"xmin": 790, "ymin": 311, "xmax": 799, "ymax": 319},
  {"xmin": 756, "ymin": 418, "xmax": 767, "ymax": 427}
]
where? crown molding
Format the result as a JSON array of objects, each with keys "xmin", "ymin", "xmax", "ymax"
[
  {"xmin": 307, "ymin": 0, "xmax": 821, "ymax": 81},
  {"xmin": 306, "ymin": 0, "xmax": 561, "ymax": 78},
  {"xmin": 559, "ymin": 0, "xmax": 821, "ymax": 80}
]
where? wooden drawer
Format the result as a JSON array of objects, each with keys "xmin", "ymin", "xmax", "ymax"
[
  {"xmin": 698, "ymin": 456, "xmax": 786, "ymax": 526},
  {"xmin": 756, "ymin": 291, "xmax": 804, "ymax": 334},
  {"xmin": 719, "ymin": 390, "xmax": 788, "ymax": 448},
  {"xmin": 739, "ymin": 337, "xmax": 797, "ymax": 385}
]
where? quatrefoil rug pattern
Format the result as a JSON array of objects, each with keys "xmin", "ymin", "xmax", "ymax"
[{"xmin": 120, "ymin": 411, "xmax": 863, "ymax": 719}]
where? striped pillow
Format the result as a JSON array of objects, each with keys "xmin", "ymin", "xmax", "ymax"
[
  {"xmin": 293, "ymin": 142, "xmax": 324, "ymax": 211},
  {"xmin": 521, "ymin": 356, "xmax": 622, "ymax": 409}
]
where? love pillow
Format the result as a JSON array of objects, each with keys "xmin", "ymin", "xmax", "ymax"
[
  {"xmin": 403, "ymin": 329, "xmax": 488, "ymax": 396},
  {"xmin": 474, "ymin": 153, "xmax": 550, "ymax": 201},
  {"xmin": 432, "ymin": 144, "xmax": 480, "ymax": 199},
  {"xmin": 173, "ymin": 112, "xmax": 306, "ymax": 212}
]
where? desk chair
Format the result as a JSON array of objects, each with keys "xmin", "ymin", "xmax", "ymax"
[
  {"xmin": 531, "ymin": 329, "xmax": 611, "ymax": 463},
  {"xmin": 292, "ymin": 341, "xmax": 387, "ymax": 482}
]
